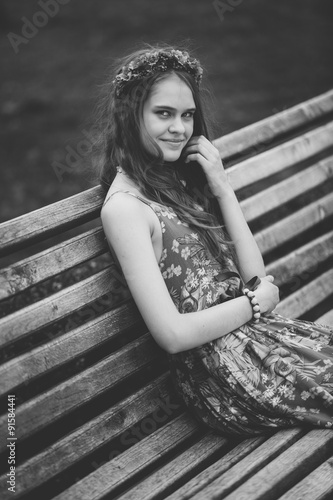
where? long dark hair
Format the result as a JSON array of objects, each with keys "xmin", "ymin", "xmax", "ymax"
[{"xmin": 94, "ymin": 44, "xmax": 235, "ymax": 267}]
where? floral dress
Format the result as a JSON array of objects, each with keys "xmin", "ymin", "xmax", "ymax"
[{"xmin": 104, "ymin": 190, "xmax": 333, "ymax": 436}]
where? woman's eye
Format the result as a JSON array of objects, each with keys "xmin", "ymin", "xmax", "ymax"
[
  {"xmin": 156, "ymin": 111, "xmax": 194, "ymax": 118},
  {"xmin": 157, "ymin": 111, "xmax": 170, "ymax": 117}
]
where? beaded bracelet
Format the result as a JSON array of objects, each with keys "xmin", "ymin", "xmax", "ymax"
[{"xmin": 242, "ymin": 287, "xmax": 261, "ymax": 323}]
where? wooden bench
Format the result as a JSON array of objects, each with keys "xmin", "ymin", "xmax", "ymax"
[{"xmin": 1, "ymin": 88, "xmax": 333, "ymax": 500}]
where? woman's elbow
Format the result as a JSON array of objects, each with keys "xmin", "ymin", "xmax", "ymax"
[
  {"xmin": 164, "ymin": 340, "xmax": 181, "ymax": 355},
  {"xmin": 151, "ymin": 322, "xmax": 183, "ymax": 355}
]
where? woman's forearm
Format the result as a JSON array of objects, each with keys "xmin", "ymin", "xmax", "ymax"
[
  {"xmin": 215, "ymin": 184, "xmax": 266, "ymax": 281},
  {"xmin": 170, "ymin": 294, "xmax": 253, "ymax": 353}
]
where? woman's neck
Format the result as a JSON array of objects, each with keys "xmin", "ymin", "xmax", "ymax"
[
  {"xmin": 110, "ymin": 160, "xmax": 187, "ymax": 196},
  {"xmin": 111, "ymin": 166, "xmax": 142, "ymax": 194}
]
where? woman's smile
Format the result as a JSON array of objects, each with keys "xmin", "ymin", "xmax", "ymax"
[{"xmin": 160, "ymin": 138, "xmax": 184, "ymax": 147}]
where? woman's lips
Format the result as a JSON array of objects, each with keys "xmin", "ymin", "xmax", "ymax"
[{"xmin": 160, "ymin": 139, "xmax": 184, "ymax": 147}]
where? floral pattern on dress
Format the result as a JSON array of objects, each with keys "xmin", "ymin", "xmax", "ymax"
[
  {"xmin": 159, "ymin": 229, "xmax": 241, "ymax": 315},
  {"xmin": 130, "ymin": 193, "xmax": 333, "ymax": 436}
]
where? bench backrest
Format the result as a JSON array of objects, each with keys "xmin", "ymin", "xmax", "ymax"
[{"xmin": 0, "ymin": 89, "xmax": 332, "ymax": 499}]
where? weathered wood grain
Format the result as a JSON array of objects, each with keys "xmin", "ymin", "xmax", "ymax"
[
  {"xmin": 0, "ymin": 333, "xmax": 163, "ymax": 450},
  {"xmin": 0, "ymin": 227, "xmax": 108, "ymax": 300},
  {"xmin": 52, "ymin": 413, "xmax": 203, "ymax": 500},
  {"xmin": 221, "ymin": 429, "xmax": 333, "ymax": 500},
  {"xmin": 214, "ymin": 88, "xmax": 333, "ymax": 158},
  {"xmin": 0, "ymin": 185, "xmax": 105, "ymax": 257},
  {"xmin": 189, "ymin": 427, "xmax": 305, "ymax": 500},
  {"xmin": 117, "ymin": 432, "xmax": 231, "ymax": 500},
  {"xmin": 277, "ymin": 457, "xmax": 333, "ymax": 500},
  {"xmin": 275, "ymin": 268, "xmax": 333, "ymax": 318},
  {"xmin": 255, "ymin": 192, "xmax": 333, "ymax": 255},
  {"xmin": 165, "ymin": 435, "xmax": 267, "ymax": 500},
  {"xmin": 241, "ymin": 154, "xmax": 333, "ymax": 222},
  {"xmin": 0, "ymin": 300, "xmax": 143, "ymax": 396},
  {"xmin": 0, "ymin": 266, "xmax": 116, "ymax": 347},
  {"xmin": 227, "ymin": 121, "xmax": 333, "ymax": 191},
  {"xmin": 266, "ymin": 230, "xmax": 333, "ymax": 288},
  {"xmin": 0, "ymin": 374, "xmax": 173, "ymax": 500}
]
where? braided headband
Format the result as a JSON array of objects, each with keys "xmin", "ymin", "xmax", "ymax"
[{"xmin": 112, "ymin": 49, "xmax": 203, "ymax": 97}]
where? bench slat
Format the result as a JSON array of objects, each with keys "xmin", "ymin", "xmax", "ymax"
[
  {"xmin": 165, "ymin": 436, "xmax": 266, "ymax": 500},
  {"xmin": 0, "ymin": 333, "xmax": 162, "ymax": 449},
  {"xmin": 0, "ymin": 301, "xmax": 142, "ymax": 396},
  {"xmin": 241, "ymin": 155, "xmax": 333, "ymax": 222},
  {"xmin": 0, "ymin": 374, "xmax": 173, "ymax": 500},
  {"xmin": 228, "ymin": 121, "xmax": 333, "ymax": 191},
  {"xmin": 117, "ymin": 433, "xmax": 232, "ymax": 500},
  {"xmin": 214, "ymin": 89, "xmax": 333, "ymax": 158},
  {"xmin": 222, "ymin": 430, "xmax": 333, "ymax": 500},
  {"xmin": 0, "ymin": 185, "xmax": 104, "ymax": 257},
  {"xmin": 53, "ymin": 414, "xmax": 205, "ymax": 500},
  {"xmin": 316, "ymin": 309, "xmax": 333, "ymax": 326},
  {"xmin": 187, "ymin": 428, "xmax": 305, "ymax": 500},
  {"xmin": 255, "ymin": 192, "xmax": 333, "ymax": 255},
  {"xmin": 0, "ymin": 227, "xmax": 108, "ymax": 300},
  {"xmin": 0, "ymin": 267, "xmax": 116, "ymax": 348},
  {"xmin": 277, "ymin": 457, "xmax": 333, "ymax": 500},
  {"xmin": 266, "ymin": 231, "xmax": 333, "ymax": 288},
  {"xmin": 275, "ymin": 268, "xmax": 333, "ymax": 318}
]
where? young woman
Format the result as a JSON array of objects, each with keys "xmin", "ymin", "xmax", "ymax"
[{"xmin": 99, "ymin": 44, "xmax": 333, "ymax": 436}]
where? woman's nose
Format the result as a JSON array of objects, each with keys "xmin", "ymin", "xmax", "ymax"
[{"xmin": 168, "ymin": 116, "xmax": 185, "ymax": 134}]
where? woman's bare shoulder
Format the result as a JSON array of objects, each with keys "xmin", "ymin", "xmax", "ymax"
[
  {"xmin": 101, "ymin": 189, "xmax": 148, "ymax": 218},
  {"xmin": 101, "ymin": 190, "xmax": 159, "ymax": 247}
]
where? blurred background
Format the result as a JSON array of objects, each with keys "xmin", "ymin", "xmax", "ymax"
[{"xmin": 1, "ymin": 0, "xmax": 333, "ymax": 223}]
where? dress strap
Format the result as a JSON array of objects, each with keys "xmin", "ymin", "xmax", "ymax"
[{"xmin": 102, "ymin": 189, "xmax": 156, "ymax": 212}]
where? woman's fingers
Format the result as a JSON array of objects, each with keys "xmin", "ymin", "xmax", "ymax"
[
  {"xmin": 184, "ymin": 142, "xmax": 215, "ymax": 163},
  {"xmin": 184, "ymin": 152, "xmax": 211, "ymax": 170},
  {"xmin": 183, "ymin": 135, "xmax": 229, "ymax": 197},
  {"xmin": 256, "ymin": 276, "xmax": 280, "ymax": 314},
  {"xmin": 184, "ymin": 137, "xmax": 222, "ymax": 169}
]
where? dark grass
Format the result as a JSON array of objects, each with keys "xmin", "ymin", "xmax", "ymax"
[{"xmin": 1, "ymin": 0, "xmax": 333, "ymax": 222}]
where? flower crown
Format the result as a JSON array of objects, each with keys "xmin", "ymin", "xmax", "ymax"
[{"xmin": 113, "ymin": 49, "xmax": 203, "ymax": 97}]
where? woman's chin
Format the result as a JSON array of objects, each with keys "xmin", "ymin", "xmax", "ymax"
[{"xmin": 162, "ymin": 151, "xmax": 183, "ymax": 163}]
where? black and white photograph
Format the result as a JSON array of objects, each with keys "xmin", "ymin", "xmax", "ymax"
[{"xmin": 1, "ymin": 1, "xmax": 333, "ymax": 499}]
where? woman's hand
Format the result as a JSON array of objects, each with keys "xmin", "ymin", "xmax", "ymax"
[
  {"xmin": 254, "ymin": 275, "xmax": 280, "ymax": 315},
  {"xmin": 183, "ymin": 135, "xmax": 229, "ymax": 197}
]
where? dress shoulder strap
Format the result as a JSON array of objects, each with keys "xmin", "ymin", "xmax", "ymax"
[{"xmin": 102, "ymin": 189, "xmax": 156, "ymax": 212}]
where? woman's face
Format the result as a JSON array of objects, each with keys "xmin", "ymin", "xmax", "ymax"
[{"xmin": 141, "ymin": 73, "xmax": 196, "ymax": 162}]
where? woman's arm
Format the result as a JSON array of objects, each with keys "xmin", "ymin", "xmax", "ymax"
[
  {"xmin": 101, "ymin": 193, "xmax": 278, "ymax": 354},
  {"xmin": 214, "ymin": 184, "xmax": 266, "ymax": 281},
  {"xmin": 184, "ymin": 136, "xmax": 265, "ymax": 282}
]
